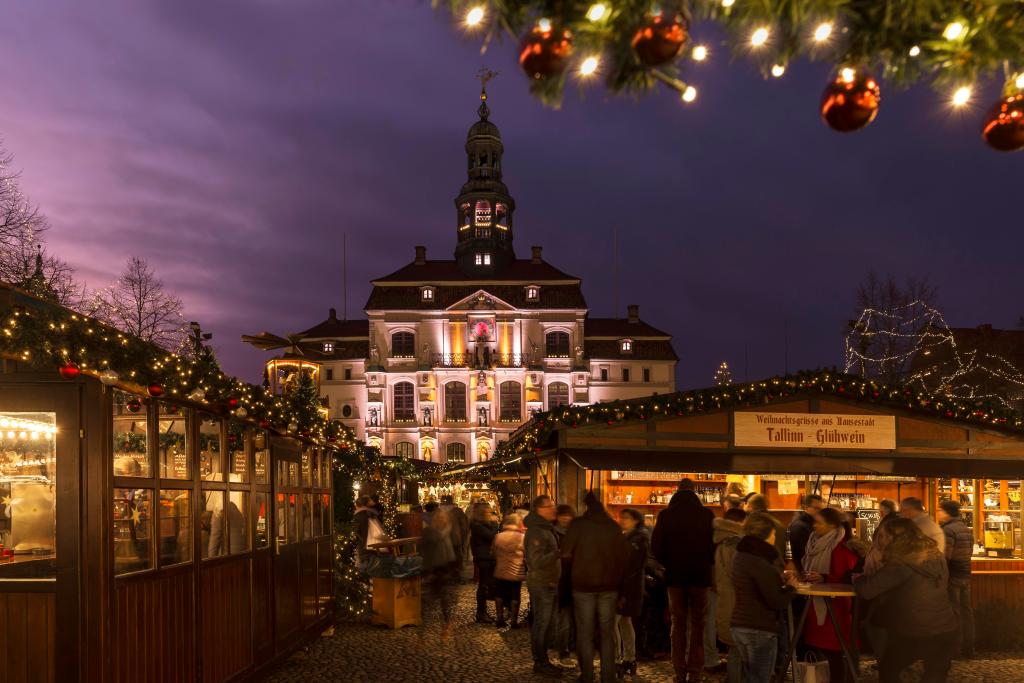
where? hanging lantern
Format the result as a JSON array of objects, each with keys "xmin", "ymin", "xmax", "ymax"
[
  {"xmin": 235, "ymin": 407, "xmax": 248, "ymax": 419},
  {"xmin": 59, "ymin": 362, "xmax": 80, "ymax": 379},
  {"xmin": 519, "ymin": 18, "xmax": 573, "ymax": 80},
  {"xmin": 187, "ymin": 387, "xmax": 205, "ymax": 402},
  {"xmin": 820, "ymin": 68, "xmax": 881, "ymax": 132}
]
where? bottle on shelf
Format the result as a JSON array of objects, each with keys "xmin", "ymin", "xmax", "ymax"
[{"xmin": 625, "ymin": 489, "xmax": 633, "ymax": 505}]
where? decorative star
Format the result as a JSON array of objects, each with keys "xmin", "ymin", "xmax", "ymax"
[
  {"xmin": 130, "ymin": 507, "xmax": 142, "ymax": 524},
  {"xmin": 0, "ymin": 496, "xmax": 10, "ymax": 507}
]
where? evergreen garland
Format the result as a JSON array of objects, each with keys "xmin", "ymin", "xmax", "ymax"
[{"xmin": 438, "ymin": 0, "xmax": 1024, "ymax": 105}]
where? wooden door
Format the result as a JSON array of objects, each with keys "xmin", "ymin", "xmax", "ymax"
[{"xmin": 0, "ymin": 377, "xmax": 82, "ymax": 682}]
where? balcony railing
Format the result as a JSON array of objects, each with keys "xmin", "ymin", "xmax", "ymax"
[
  {"xmin": 434, "ymin": 353, "xmax": 471, "ymax": 368},
  {"xmin": 496, "ymin": 353, "xmax": 526, "ymax": 368}
]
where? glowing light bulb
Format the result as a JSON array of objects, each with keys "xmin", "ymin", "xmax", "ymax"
[
  {"xmin": 579, "ymin": 56, "xmax": 600, "ymax": 76},
  {"xmin": 943, "ymin": 22, "xmax": 964, "ymax": 40},
  {"xmin": 6, "ymin": 431, "xmax": 13, "ymax": 439},
  {"xmin": 840, "ymin": 67, "xmax": 856, "ymax": 83},
  {"xmin": 722, "ymin": 0, "xmax": 735, "ymax": 7},
  {"xmin": 908, "ymin": 45, "xmax": 921, "ymax": 57},
  {"xmin": 537, "ymin": 17, "xmax": 552, "ymax": 33},
  {"xmin": 813, "ymin": 22, "xmax": 833, "ymax": 42},
  {"xmin": 465, "ymin": 6, "xmax": 485, "ymax": 26},
  {"xmin": 750, "ymin": 27, "xmax": 770, "ymax": 47},
  {"xmin": 1016, "ymin": 73, "xmax": 1024, "ymax": 90},
  {"xmin": 771, "ymin": 64, "xmax": 785, "ymax": 78},
  {"xmin": 682, "ymin": 86, "xmax": 697, "ymax": 103},
  {"xmin": 952, "ymin": 85, "xmax": 972, "ymax": 106},
  {"xmin": 586, "ymin": 3, "xmax": 608, "ymax": 22},
  {"xmin": 692, "ymin": 45, "xmax": 708, "ymax": 61}
]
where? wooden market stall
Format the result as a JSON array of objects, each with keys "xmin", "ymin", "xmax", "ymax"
[
  {"xmin": 507, "ymin": 373, "xmax": 1024, "ymax": 617},
  {"xmin": 0, "ymin": 283, "xmax": 343, "ymax": 682}
]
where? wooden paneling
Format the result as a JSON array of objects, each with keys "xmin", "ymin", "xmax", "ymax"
[
  {"xmin": 300, "ymin": 542, "xmax": 318, "ymax": 626},
  {"xmin": 971, "ymin": 572, "xmax": 1024, "ymax": 609},
  {"xmin": 0, "ymin": 592, "xmax": 56, "ymax": 683},
  {"xmin": 199, "ymin": 559, "xmax": 252, "ymax": 683},
  {"xmin": 317, "ymin": 537, "xmax": 333, "ymax": 618},
  {"xmin": 113, "ymin": 572, "xmax": 194, "ymax": 683},
  {"xmin": 252, "ymin": 552, "xmax": 274, "ymax": 665},
  {"xmin": 275, "ymin": 547, "xmax": 301, "ymax": 645}
]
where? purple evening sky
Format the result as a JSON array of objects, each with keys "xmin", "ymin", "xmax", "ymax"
[{"xmin": 0, "ymin": 1, "xmax": 1019, "ymax": 387}]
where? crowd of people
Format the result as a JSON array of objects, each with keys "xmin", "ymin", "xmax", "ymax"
[{"xmin": 355, "ymin": 481, "xmax": 976, "ymax": 683}]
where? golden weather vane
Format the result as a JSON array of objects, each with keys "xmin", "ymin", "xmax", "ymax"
[{"xmin": 476, "ymin": 66, "xmax": 498, "ymax": 99}]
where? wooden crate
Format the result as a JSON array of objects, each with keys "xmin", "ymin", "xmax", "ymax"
[{"xmin": 371, "ymin": 577, "xmax": 422, "ymax": 629}]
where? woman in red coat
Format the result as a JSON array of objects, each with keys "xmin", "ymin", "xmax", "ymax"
[{"xmin": 802, "ymin": 507, "xmax": 860, "ymax": 683}]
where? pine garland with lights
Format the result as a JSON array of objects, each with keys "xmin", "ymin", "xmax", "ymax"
[
  {"xmin": 494, "ymin": 368, "xmax": 1024, "ymax": 461},
  {"xmin": 0, "ymin": 296, "xmax": 357, "ymax": 452},
  {"xmin": 440, "ymin": 0, "xmax": 1024, "ymax": 150},
  {"xmin": 334, "ymin": 529, "xmax": 373, "ymax": 620}
]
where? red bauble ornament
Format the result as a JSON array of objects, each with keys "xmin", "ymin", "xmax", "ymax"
[
  {"xmin": 126, "ymin": 398, "xmax": 143, "ymax": 414},
  {"xmin": 148, "ymin": 383, "xmax": 164, "ymax": 397},
  {"xmin": 820, "ymin": 70, "xmax": 881, "ymax": 132},
  {"xmin": 519, "ymin": 19, "xmax": 573, "ymax": 80},
  {"xmin": 59, "ymin": 362, "xmax": 80, "ymax": 379},
  {"xmin": 227, "ymin": 397, "xmax": 239, "ymax": 409},
  {"xmin": 982, "ymin": 94, "xmax": 1024, "ymax": 152},
  {"xmin": 631, "ymin": 12, "xmax": 687, "ymax": 66},
  {"xmin": 259, "ymin": 419, "xmax": 271, "ymax": 429}
]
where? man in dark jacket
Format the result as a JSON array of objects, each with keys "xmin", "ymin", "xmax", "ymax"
[
  {"xmin": 651, "ymin": 478, "xmax": 715, "ymax": 682},
  {"xmin": 524, "ymin": 495, "xmax": 563, "ymax": 677},
  {"xmin": 730, "ymin": 512, "xmax": 798, "ymax": 683},
  {"xmin": 440, "ymin": 494, "xmax": 470, "ymax": 568},
  {"xmin": 562, "ymin": 492, "xmax": 628, "ymax": 683},
  {"xmin": 787, "ymin": 493, "xmax": 824, "ymax": 573},
  {"xmin": 352, "ymin": 495, "xmax": 378, "ymax": 570},
  {"xmin": 939, "ymin": 499, "xmax": 975, "ymax": 657}
]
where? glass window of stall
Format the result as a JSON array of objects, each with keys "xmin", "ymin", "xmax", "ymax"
[
  {"xmin": 112, "ymin": 392, "xmax": 155, "ymax": 575},
  {"xmin": 979, "ymin": 478, "xmax": 1022, "ymax": 558},
  {"xmin": 0, "ymin": 411, "xmax": 58, "ymax": 577}
]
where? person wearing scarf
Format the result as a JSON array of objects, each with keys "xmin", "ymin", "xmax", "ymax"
[{"xmin": 801, "ymin": 507, "xmax": 861, "ymax": 683}]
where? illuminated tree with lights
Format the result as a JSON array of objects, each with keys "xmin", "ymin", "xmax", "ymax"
[{"xmin": 714, "ymin": 361, "xmax": 733, "ymax": 386}]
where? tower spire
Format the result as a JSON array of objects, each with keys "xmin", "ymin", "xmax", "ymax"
[{"xmin": 476, "ymin": 67, "xmax": 497, "ymax": 120}]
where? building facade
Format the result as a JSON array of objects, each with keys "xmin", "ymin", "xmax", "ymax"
[{"xmin": 248, "ymin": 92, "xmax": 677, "ymax": 463}]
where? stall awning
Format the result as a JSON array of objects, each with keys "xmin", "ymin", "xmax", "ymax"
[{"xmin": 560, "ymin": 448, "xmax": 1024, "ymax": 480}]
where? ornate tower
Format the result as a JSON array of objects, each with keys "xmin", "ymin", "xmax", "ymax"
[{"xmin": 454, "ymin": 79, "xmax": 516, "ymax": 274}]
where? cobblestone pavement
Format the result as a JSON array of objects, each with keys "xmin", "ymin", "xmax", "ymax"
[{"xmin": 263, "ymin": 583, "xmax": 1024, "ymax": 683}]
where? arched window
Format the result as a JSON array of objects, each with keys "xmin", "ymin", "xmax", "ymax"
[
  {"xmin": 392, "ymin": 382, "xmax": 415, "ymax": 422},
  {"xmin": 499, "ymin": 381, "xmax": 522, "ymax": 422},
  {"xmin": 391, "ymin": 331, "xmax": 415, "ymax": 358},
  {"xmin": 445, "ymin": 381, "xmax": 467, "ymax": 421},
  {"xmin": 496, "ymin": 203, "xmax": 508, "ymax": 228},
  {"xmin": 461, "ymin": 203, "xmax": 471, "ymax": 227},
  {"xmin": 446, "ymin": 442, "xmax": 466, "ymax": 464},
  {"xmin": 475, "ymin": 200, "xmax": 491, "ymax": 226},
  {"xmin": 545, "ymin": 331, "xmax": 570, "ymax": 358},
  {"xmin": 394, "ymin": 442, "xmax": 415, "ymax": 458},
  {"xmin": 548, "ymin": 382, "xmax": 570, "ymax": 409}
]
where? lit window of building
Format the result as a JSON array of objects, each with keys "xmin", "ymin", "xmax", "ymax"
[
  {"xmin": 620, "ymin": 339, "xmax": 633, "ymax": 353},
  {"xmin": 421, "ymin": 287, "xmax": 434, "ymax": 301},
  {"xmin": 526, "ymin": 286, "xmax": 539, "ymax": 301},
  {"xmin": 322, "ymin": 342, "xmax": 334, "ymax": 353}
]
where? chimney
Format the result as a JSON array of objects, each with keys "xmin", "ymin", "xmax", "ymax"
[
  {"xmin": 531, "ymin": 246, "xmax": 543, "ymax": 264},
  {"xmin": 414, "ymin": 246, "xmax": 426, "ymax": 265},
  {"xmin": 627, "ymin": 304, "xmax": 639, "ymax": 323},
  {"xmin": 328, "ymin": 307, "xmax": 337, "ymax": 321}
]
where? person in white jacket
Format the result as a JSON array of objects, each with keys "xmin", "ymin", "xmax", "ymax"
[{"xmin": 899, "ymin": 497, "xmax": 945, "ymax": 554}]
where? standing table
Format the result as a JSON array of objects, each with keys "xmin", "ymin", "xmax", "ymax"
[
  {"xmin": 783, "ymin": 582, "xmax": 859, "ymax": 682},
  {"xmin": 368, "ymin": 537, "xmax": 422, "ymax": 629}
]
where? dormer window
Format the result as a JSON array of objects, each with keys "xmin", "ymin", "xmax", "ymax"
[
  {"xmin": 322, "ymin": 342, "xmax": 334, "ymax": 353},
  {"xmin": 475, "ymin": 253, "xmax": 491, "ymax": 266},
  {"xmin": 620, "ymin": 338, "xmax": 633, "ymax": 353},
  {"xmin": 525, "ymin": 285, "xmax": 540, "ymax": 302},
  {"xmin": 421, "ymin": 286, "xmax": 435, "ymax": 302}
]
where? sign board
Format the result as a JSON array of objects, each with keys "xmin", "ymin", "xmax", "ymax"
[{"xmin": 734, "ymin": 412, "xmax": 896, "ymax": 450}]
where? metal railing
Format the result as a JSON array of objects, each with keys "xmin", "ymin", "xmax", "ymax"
[{"xmin": 433, "ymin": 353, "xmax": 471, "ymax": 368}]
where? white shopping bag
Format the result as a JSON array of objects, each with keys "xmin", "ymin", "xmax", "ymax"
[
  {"xmin": 794, "ymin": 652, "xmax": 830, "ymax": 683},
  {"xmin": 366, "ymin": 516, "xmax": 389, "ymax": 547}
]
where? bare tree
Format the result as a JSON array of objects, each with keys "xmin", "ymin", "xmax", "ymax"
[
  {"xmin": 845, "ymin": 271, "xmax": 941, "ymax": 383},
  {"xmin": 0, "ymin": 146, "xmax": 46, "ymax": 253},
  {"xmin": 89, "ymin": 256, "xmax": 188, "ymax": 351}
]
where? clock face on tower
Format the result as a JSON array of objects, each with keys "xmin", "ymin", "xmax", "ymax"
[{"xmin": 473, "ymin": 321, "xmax": 492, "ymax": 340}]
